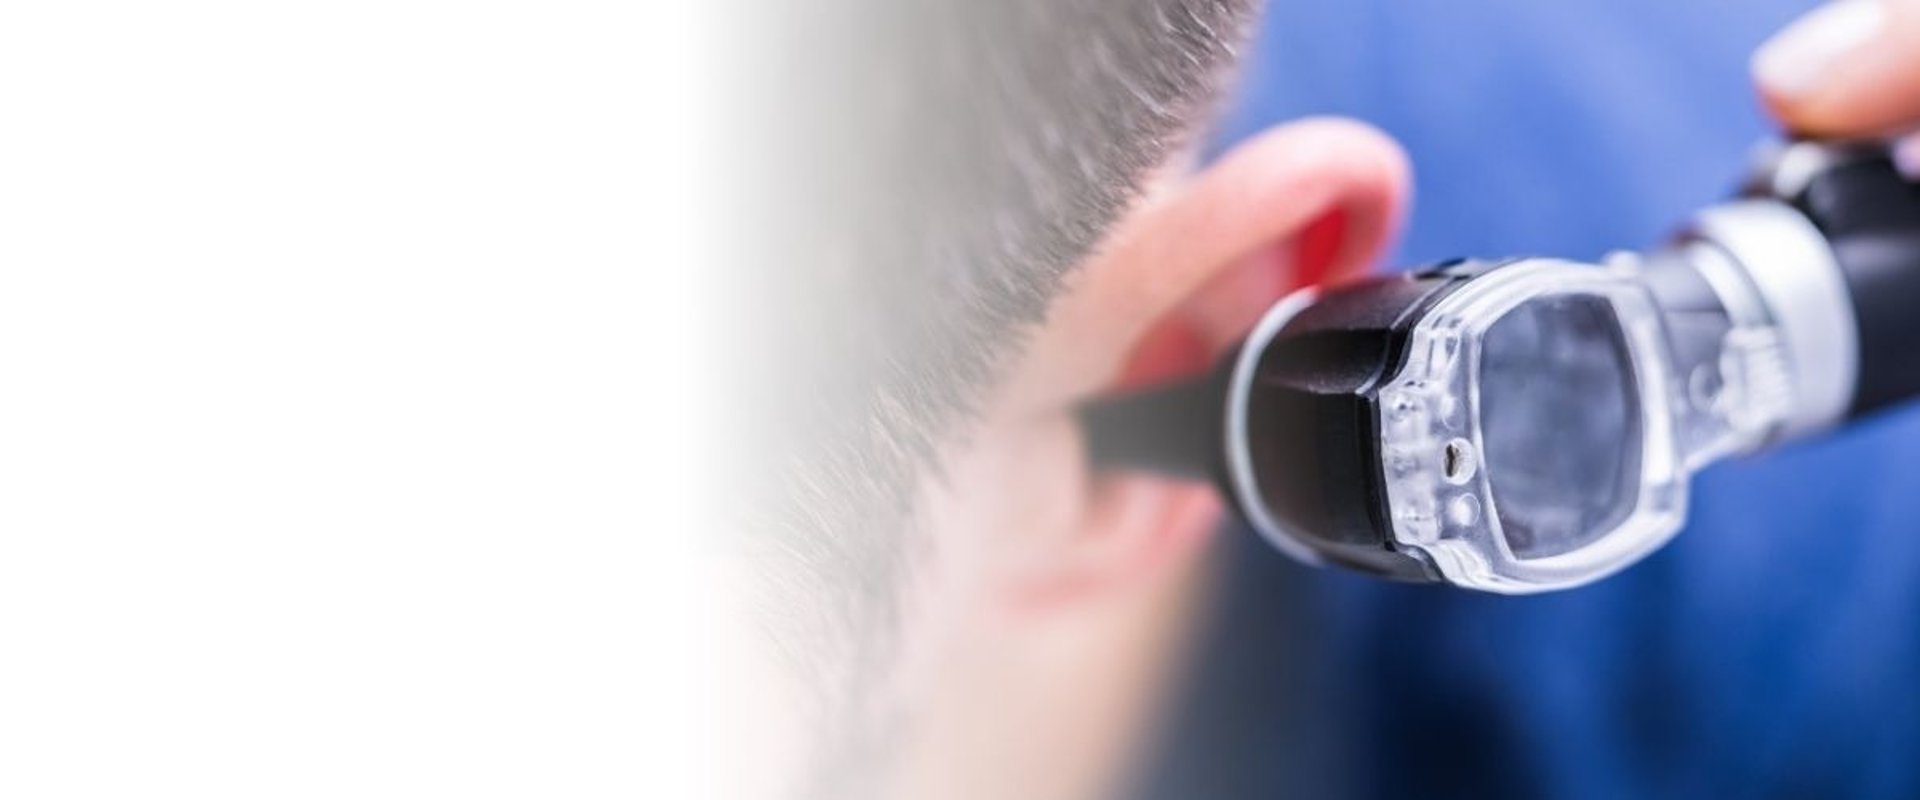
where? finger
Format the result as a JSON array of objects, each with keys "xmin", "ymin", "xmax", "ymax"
[{"xmin": 1754, "ymin": 0, "xmax": 1920, "ymax": 136}]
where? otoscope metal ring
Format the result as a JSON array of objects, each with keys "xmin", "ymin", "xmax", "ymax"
[{"xmin": 1685, "ymin": 200, "xmax": 1857, "ymax": 439}]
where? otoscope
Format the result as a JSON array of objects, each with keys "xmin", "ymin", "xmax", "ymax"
[{"xmin": 1083, "ymin": 140, "xmax": 1920, "ymax": 593}]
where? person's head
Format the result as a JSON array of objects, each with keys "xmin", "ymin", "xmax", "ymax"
[{"xmin": 727, "ymin": 1, "xmax": 1409, "ymax": 797}]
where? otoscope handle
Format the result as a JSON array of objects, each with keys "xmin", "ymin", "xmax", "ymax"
[{"xmin": 1786, "ymin": 147, "xmax": 1920, "ymax": 418}]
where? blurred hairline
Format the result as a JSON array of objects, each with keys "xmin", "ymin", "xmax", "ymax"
[{"xmin": 727, "ymin": 0, "xmax": 1260, "ymax": 793}]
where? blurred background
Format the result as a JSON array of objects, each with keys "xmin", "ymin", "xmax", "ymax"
[{"xmin": 1137, "ymin": 1, "xmax": 1920, "ymax": 797}]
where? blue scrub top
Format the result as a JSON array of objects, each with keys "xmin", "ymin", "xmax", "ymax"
[{"xmin": 1141, "ymin": 2, "xmax": 1920, "ymax": 798}]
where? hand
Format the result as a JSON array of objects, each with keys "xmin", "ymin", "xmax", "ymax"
[{"xmin": 1754, "ymin": 0, "xmax": 1920, "ymax": 136}]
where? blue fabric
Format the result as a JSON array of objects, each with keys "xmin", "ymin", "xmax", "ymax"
[{"xmin": 1143, "ymin": 2, "xmax": 1920, "ymax": 798}]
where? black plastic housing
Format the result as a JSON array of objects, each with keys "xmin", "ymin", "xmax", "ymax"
[{"xmin": 1784, "ymin": 149, "xmax": 1920, "ymax": 418}]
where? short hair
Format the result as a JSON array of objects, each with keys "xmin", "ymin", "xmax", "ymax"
[{"xmin": 730, "ymin": 0, "xmax": 1257, "ymax": 790}]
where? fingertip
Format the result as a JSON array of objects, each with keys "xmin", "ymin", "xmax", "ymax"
[{"xmin": 1751, "ymin": 0, "xmax": 1920, "ymax": 137}]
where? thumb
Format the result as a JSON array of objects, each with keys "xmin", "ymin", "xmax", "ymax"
[{"xmin": 1754, "ymin": 0, "xmax": 1920, "ymax": 136}]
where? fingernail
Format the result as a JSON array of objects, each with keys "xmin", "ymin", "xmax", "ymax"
[{"xmin": 1753, "ymin": 0, "xmax": 1885, "ymax": 98}]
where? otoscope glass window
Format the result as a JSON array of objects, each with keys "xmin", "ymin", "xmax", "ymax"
[{"xmin": 1477, "ymin": 294, "xmax": 1643, "ymax": 559}]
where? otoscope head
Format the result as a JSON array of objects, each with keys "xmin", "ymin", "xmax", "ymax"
[
  {"xmin": 1229, "ymin": 258, "xmax": 1696, "ymax": 592},
  {"xmin": 1083, "ymin": 139, "xmax": 1918, "ymax": 593}
]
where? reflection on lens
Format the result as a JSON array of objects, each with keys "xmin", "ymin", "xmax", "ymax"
[{"xmin": 1477, "ymin": 295, "xmax": 1642, "ymax": 559}]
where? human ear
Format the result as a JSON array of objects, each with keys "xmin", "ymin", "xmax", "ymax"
[
  {"xmin": 1006, "ymin": 118, "xmax": 1410, "ymax": 605},
  {"xmin": 1011, "ymin": 118, "xmax": 1411, "ymax": 407}
]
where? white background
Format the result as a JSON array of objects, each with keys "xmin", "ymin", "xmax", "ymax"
[{"xmin": 0, "ymin": 2, "xmax": 708, "ymax": 796}]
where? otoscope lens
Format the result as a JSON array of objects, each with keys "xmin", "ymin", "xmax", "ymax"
[{"xmin": 1477, "ymin": 295, "xmax": 1644, "ymax": 559}]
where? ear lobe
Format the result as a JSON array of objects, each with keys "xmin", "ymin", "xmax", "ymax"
[{"xmin": 1006, "ymin": 472, "xmax": 1222, "ymax": 611}]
